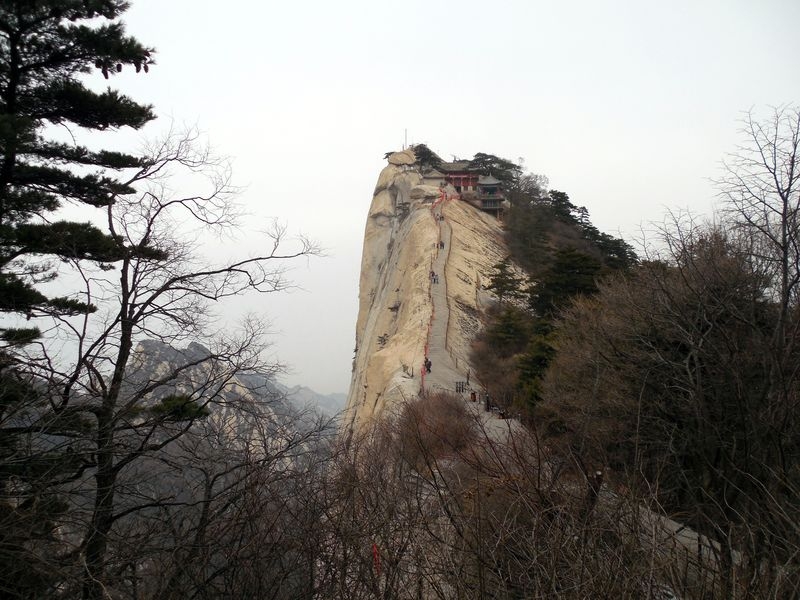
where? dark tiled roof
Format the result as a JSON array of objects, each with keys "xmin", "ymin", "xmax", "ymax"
[{"xmin": 438, "ymin": 160, "xmax": 473, "ymax": 173}]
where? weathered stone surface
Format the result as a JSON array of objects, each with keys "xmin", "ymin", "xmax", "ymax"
[
  {"xmin": 386, "ymin": 149, "xmax": 416, "ymax": 166},
  {"xmin": 373, "ymin": 164, "xmax": 400, "ymax": 194},
  {"xmin": 409, "ymin": 184, "xmax": 442, "ymax": 200},
  {"xmin": 369, "ymin": 189, "xmax": 395, "ymax": 219}
]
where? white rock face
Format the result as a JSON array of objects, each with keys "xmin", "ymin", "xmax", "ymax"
[{"xmin": 344, "ymin": 152, "xmax": 511, "ymax": 429}]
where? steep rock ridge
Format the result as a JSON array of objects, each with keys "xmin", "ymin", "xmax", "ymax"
[{"xmin": 345, "ymin": 150, "xmax": 509, "ymax": 428}]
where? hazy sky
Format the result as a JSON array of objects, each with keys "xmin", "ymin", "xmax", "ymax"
[{"xmin": 98, "ymin": 0, "xmax": 800, "ymax": 394}]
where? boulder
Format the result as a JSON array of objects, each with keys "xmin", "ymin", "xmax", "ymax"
[{"xmin": 387, "ymin": 149, "xmax": 416, "ymax": 166}]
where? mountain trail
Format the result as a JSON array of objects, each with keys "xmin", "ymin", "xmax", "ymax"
[{"xmin": 422, "ymin": 196, "xmax": 514, "ymax": 439}]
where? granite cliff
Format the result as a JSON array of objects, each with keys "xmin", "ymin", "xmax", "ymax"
[{"xmin": 344, "ymin": 149, "xmax": 511, "ymax": 428}]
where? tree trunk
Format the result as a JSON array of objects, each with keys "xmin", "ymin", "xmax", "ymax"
[{"xmin": 82, "ymin": 409, "xmax": 117, "ymax": 600}]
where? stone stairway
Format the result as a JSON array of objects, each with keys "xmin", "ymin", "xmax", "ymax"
[{"xmin": 423, "ymin": 198, "xmax": 512, "ymax": 439}]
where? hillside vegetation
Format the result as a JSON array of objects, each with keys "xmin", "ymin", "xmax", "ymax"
[
  {"xmin": 471, "ymin": 170, "xmax": 636, "ymax": 418},
  {"xmin": 469, "ymin": 110, "xmax": 800, "ymax": 598}
]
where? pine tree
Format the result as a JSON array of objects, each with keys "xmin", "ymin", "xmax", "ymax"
[
  {"xmin": 0, "ymin": 0, "xmax": 155, "ymax": 332},
  {"xmin": 411, "ymin": 143, "xmax": 441, "ymax": 170},
  {"xmin": 467, "ymin": 152, "xmax": 521, "ymax": 184},
  {"xmin": 0, "ymin": 4, "xmax": 154, "ymax": 595},
  {"xmin": 486, "ymin": 256, "xmax": 526, "ymax": 304},
  {"xmin": 529, "ymin": 248, "xmax": 602, "ymax": 317}
]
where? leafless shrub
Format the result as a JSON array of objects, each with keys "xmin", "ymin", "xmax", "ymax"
[{"xmin": 395, "ymin": 392, "xmax": 476, "ymax": 470}]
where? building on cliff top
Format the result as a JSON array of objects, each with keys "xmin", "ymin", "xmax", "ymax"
[
  {"xmin": 437, "ymin": 161, "xmax": 508, "ymax": 219},
  {"xmin": 438, "ymin": 160, "xmax": 478, "ymax": 192},
  {"xmin": 413, "ymin": 148, "xmax": 510, "ymax": 218}
]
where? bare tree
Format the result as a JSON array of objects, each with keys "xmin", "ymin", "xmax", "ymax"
[
  {"xmin": 716, "ymin": 107, "xmax": 800, "ymax": 592},
  {"xmin": 0, "ymin": 128, "xmax": 322, "ymax": 599},
  {"xmin": 718, "ymin": 107, "xmax": 800, "ymax": 391},
  {"xmin": 321, "ymin": 394, "xmax": 672, "ymax": 600}
]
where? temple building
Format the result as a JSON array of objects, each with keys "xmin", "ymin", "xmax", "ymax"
[
  {"xmin": 436, "ymin": 161, "xmax": 508, "ymax": 218},
  {"xmin": 438, "ymin": 160, "xmax": 479, "ymax": 192}
]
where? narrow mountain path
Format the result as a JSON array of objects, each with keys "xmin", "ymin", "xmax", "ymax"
[
  {"xmin": 424, "ymin": 206, "xmax": 460, "ymax": 393},
  {"xmin": 423, "ymin": 198, "xmax": 511, "ymax": 439}
]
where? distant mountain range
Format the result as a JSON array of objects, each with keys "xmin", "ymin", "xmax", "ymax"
[
  {"xmin": 132, "ymin": 339, "xmax": 346, "ymax": 424},
  {"xmin": 278, "ymin": 385, "xmax": 347, "ymax": 418}
]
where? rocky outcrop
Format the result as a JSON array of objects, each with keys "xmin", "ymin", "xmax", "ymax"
[
  {"xmin": 344, "ymin": 151, "xmax": 510, "ymax": 429},
  {"xmin": 128, "ymin": 340, "xmax": 337, "ymax": 437}
]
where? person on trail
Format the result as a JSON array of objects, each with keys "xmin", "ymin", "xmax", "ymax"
[{"xmin": 424, "ymin": 358, "xmax": 432, "ymax": 373}]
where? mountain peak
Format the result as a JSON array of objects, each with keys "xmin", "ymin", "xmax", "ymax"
[{"xmin": 345, "ymin": 150, "xmax": 510, "ymax": 427}]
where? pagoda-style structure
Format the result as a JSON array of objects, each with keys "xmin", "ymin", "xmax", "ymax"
[{"xmin": 476, "ymin": 175, "xmax": 505, "ymax": 217}]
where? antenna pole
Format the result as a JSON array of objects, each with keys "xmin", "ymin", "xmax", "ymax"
[{"xmin": 404, "ymin": 128, "xmax": 407, "ymax": 150}]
